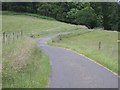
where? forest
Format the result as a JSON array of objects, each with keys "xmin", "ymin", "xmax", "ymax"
[{"xmin": 2, "ymin": 2, "xmax": 120, "ymax": 31}]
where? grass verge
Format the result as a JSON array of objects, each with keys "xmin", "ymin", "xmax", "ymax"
[{"xmin": 2, "ymin": 37, "xmax": 50, "ymax": 88}]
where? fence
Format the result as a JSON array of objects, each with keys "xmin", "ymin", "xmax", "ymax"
[
  {"xmin": 98, "ymin": 41, "xmax": 117, "ymax": 58},
  {"xmin": 2, "ymin": 31, "xmax": 23, "ymax": 44},
  {"xmin": 53, "ymin": 33, "xmax": 117, "ymax": 59}
]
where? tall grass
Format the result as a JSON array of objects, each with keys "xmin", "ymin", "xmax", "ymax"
[{"xmin": 2, "ymin": 37, "xmax": 50, "ymax": 88}]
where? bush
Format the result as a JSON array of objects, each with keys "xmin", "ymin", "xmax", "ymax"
[
  {"xmin": 66, "ymin": 6, "xmax": 99, "ymax": 29},
  {"xmin": 76, "ymin": 6, "xmax": 98, "ymax": 29}
]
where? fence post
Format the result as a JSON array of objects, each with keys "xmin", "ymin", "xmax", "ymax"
[
  {"xmin": 21, "ymin": 30, "xmax": 23, "ymax": 38},
  {"xmin": 58, "ymin": 34, "xmax": 62, "ymax": 40},
  {"xmin": 6, "ymin": 33, "xmax": 8, "ymax": 43},
  {"xmin": 12, "ymin": 32, "xmax": 14, "ymax": 41},
  {"xmin": 7, "ymin": 33, "xmax": 10, "ymax": 44},
  {"xmin": 98, "ymin": 41, "xmax": 101, "ymax": 50},
  {"xmin": 2, "ymin": 32, "xmax": 5, "ymax": 43}
]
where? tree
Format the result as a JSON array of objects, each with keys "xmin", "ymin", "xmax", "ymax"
[
  {"xmin": 2, "ymin": 2, "xmax": 120, "ymax": 31},
  {"xmin": 101, "ymin": 3, "xmax": 119, "ymax": 30},
  {"xmin": 32, "ymin": 2, "xmax": 38, "ymax": 13},
  {"xmin": 76, "ymin": 6, "xmax": 98, "ymax": 29},
  {"xmin": 66, "ymin": 8, "xmax": 79, "ymax": 23}
]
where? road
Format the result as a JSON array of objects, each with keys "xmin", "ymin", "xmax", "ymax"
[{"xmin": 37, "ymin": 34, "xmax": 118, "ymax": 88}]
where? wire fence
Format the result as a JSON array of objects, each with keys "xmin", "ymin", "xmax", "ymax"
[
  {"xmin": 53, "ymin": 33, "xmax": 118, "ymax": 59},
  {"xmin": 2, "ymin": 31, "xmax": 23, "ymax": 44}
]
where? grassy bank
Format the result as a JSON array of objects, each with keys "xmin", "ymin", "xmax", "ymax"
[
  {"xmin": 49, "ymin": 29, "xmax": 118, "ymax": 74},
  {"xmin": 2, "ymin": 37, "xmax": 50, "ymax": 88}
]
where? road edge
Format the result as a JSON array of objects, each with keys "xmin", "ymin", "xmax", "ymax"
[{"xmin": 48, "ymin": 44, "xmax": 119, "ymax": 77}]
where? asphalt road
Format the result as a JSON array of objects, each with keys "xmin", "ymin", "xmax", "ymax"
[{"xmin": 38, "ymin": 34, "xmax": 118, "ymax": 88}]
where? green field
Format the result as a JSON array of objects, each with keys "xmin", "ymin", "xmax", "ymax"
[
  {"xmin": 49, "ymin": 29, "xmax": 118, "ymax": 74},
  {"xmin": 2, "ymin": 12, "xmax": 78, "ymax": 88}
]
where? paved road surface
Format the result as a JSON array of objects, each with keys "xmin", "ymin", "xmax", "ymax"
[{"xmin": 37, "ymin": 34, "xmax": 118, "ymax": 88}]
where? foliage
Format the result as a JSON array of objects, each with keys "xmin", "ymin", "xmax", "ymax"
[{"xmin": 76, "ymin": 6, "xmax": 98, "ymax": 29}]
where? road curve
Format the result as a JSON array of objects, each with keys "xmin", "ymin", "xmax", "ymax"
[{"xmin": 37, "ymin": 34, "xmax": 118, "ymax": 88}]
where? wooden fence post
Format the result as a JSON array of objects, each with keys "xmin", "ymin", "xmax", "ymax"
[
  {"xmin": 58, "ymin": 35, "xmax": 62, "ymax": 40},
  {"xmin": 12, "ymin": 32, "xmax": 14, "ymax": 41},
  {"xmin": 6, "ymin": 33, "xmax": 8, "ymax": 43},
  {"xmin": 98, "ymin": 41, "xmax": 101, "ymax": 50},
  {"xmin": 7, "ymin": 33, "xmax": 10, "ymax": 44},
  {"xmin": 2, "ymin": 32, "xmax": 5, "ymax": 43}
]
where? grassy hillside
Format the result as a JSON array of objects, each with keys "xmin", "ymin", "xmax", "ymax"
[
  {"xmin": 49, "ymin": 29, "xmax": 118, "ymax": 74},
  {"xmin": 2, "ymin": 12, "xmax": 77, "ymax": 35},
  {"xmin": 2, "ymin": 12, "xmax": 78, "ymax": 88}
]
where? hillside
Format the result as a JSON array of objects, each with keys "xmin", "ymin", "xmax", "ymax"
[{"xmin": 2, "ymin": 12, "xmax": 77, "ymax": 34}]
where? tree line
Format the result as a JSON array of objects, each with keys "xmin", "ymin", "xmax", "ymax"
[{"xmin": 2, "ymin": 2, "xmax": 120, "ymax": 31}]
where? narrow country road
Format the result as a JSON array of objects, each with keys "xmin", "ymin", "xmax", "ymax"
[{"xmin": 37, "ymin": 34, "xmax": 118, "ymax": 88}]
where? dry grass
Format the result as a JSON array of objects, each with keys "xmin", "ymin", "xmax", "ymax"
[{"xmin": 2, "ymin": 34, "xmax": 50, "ymax": 88}]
